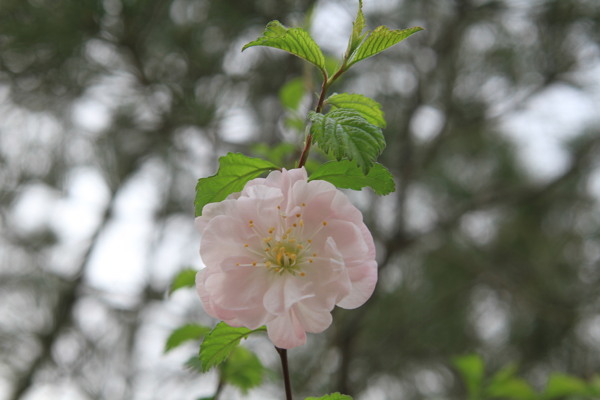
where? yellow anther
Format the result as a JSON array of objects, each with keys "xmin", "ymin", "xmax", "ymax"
[
  {"xmin": 244, "ymin": 244, "xmax": 249, "ymax": 247},
  {"xmin": 301, "ymin": 203, "xmax": 306, "ymax": 207},
  {"xmin": 312, "ymin": 253, "xmax": 317, "ymax": 257},
  {"xmin": 308, "ymin": 239, "xmax": 312, "ymax": 243},
  {"xmin": 292, "ymin": 223, "xmax": 297, "ymax": 227},
  {"xmin": 276, "ymin": 247, "xmax": 286, "ymax": 265},
  {"xmin": 300, "ymin": 272, "xmax": 306, "ymax": 277},
  {"xmin": 322, "ymin": 221, "xmax": 328, "ymax": 226},
  {"xmin": 295, "ymin": 213, "xmax": 301, "ymax": 218},
  {"xmin": 263, "ymin": 236, "xmax": 272, "ymax": 242},
  {"xmin": 308, "ymin": 259, "xmax": 313, "ymax": 263},
  {"xmin": 252, "ymin": 262, "xmax": 257, "ymax": 267}
]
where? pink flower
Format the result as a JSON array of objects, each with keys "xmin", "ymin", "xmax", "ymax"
[{"xmin": 195, "ymin": 168, "xmax": 377, "ymax": 349}]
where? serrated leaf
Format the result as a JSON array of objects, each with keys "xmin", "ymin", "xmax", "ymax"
[
  {"xmin": 169, "ymin": 268, "xmax": 197, "ymax": 295},
  {"xmin": 164, "ymin": 324, "xmax": 211, "ymax": 353},
  {"xmin": 199, "ymin": 322, "xmax": 266, "ymax": 372},
  {"xmin": 305, "ymin": 393, "xmax": 353, "ymax": 400},
  {"xmin": 543, "ymin": 373, "xmax": 590, "ymax": 398},
  {"xmin": 308, "ymin": 109, "xmax": 385, "ymax": 173},
  {"xmin": 242, "ymin": 20, "xmax": 326, "ymax": 73},
  {"xmin": 219, "ymin": 346, "xmax": 265, "ymax": 394},
  {"xmin": 195, "ymin": 153, "xmax": 278, "ymax": 216},
  {"xmin": 344, "ymin": 0, "xmax": 366, "ymax": 58},
  {"xmin": 310, "ymin": 160, "xmax": 394, "ymax": 195},
  {"xmin": 326, "ymin": 93, "xmax": 386, "ymax": 128},
  {"xmin": 348, "ymin": 25, "xmax": 423, "ymax": 67},
  {"xmin": 453, "ymin": 354, "xmax": 485, "ymax": 400}
]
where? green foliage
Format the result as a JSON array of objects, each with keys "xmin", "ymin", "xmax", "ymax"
[
  {"xmin": 308, "ymin": 109, "xmax": 385, "ymax": 173},
  {"xmin": 164, "ymin": 324, "xmax": 211, "ymax": 353},
  {"xmin": 199, "ymin": 322, "xmax": 266, "ymax": 372},
  {"xmin": 219, "ymin": 346, "xmax": 266, "ymax": 394},
  {"xmin": 454, "ymin": 354, "xmax": 600, "ymax": 400},
  {"xmin": 344, "ymin": 0, "xmax": 367, "ymax": 59},
  {"xmin": 242, "ymin": 20, "xmax": 326, "ymax": 75},
  {"xmin": 168, "ymin": 268, "xmax": 197, "ymax": 295},
  {"xmin": 280, "ymin": 77, "xmax": 306, "ymax": 111},
  {"xmin": 486, "ymin": 364, "xmax": 536, "ymax": 400},
  {"xmin": 325, "ymin": 93, "xmax": 386, "ymax": 128},
  {"xmin": 454, "ymin": 354, "xmax": 485, "ymax": 400},
  {"xmin": 309, "ymin": 160, "xmax": 395, "ymax": 195},
  {"xmin": 346, "ymin": 25, "xmax": 423, "ymax": 67},
  {"xmin": 251, "ymin": 142, "xmax": 298, "ymax": 169},
  {"xmin": 543, "ymin": 374, "xmax": 591, "ymax": 398},
  {"xmin": 195, "ymin": 153, "xmax": 278, "ymax": 216},
  {"xmin": 305, "ymin": 393, "xmax": 353, "ymax": 400}
]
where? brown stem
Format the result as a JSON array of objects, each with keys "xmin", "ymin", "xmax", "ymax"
[
  {"xmin": 276, "ymin": 347, "xmax": 293, "ymax": 400},
  {"xmin": 297, "ymin": 67, "xmax": 346, "ymax": 168}
]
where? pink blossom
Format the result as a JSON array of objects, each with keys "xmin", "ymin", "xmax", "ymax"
[{"xmin": 195, "ymin": 168, "xmax": 377, "ymax": 349}]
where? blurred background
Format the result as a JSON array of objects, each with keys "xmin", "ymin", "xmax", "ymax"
[{"xmin": 1, "ymin": 0, "xmax": 600, "ymax": 399}]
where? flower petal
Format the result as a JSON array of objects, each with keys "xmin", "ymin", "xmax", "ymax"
[
  {"xmin": 263, "ymin": 274, "xmax": 314, "ymax": 315},
  {"xmin": 266, "ymin": 308, "xmax": 306, "ymax": 349}
]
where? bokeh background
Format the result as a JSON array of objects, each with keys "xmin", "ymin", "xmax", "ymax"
[{"xmin": 1, "ymin": 0, "xmax": 600, "ymax": 399}]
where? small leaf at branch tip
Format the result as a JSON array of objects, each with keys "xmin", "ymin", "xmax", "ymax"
[
  {"xmin": 241, "ymin": 20, "xmax": 326, "ymax": 72},
  {"xmin": 347, "ymin": 25, "xmax": 424, "ymax": 67}
]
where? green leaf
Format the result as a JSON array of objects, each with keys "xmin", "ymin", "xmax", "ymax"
[
  {"xmin": 308, "ymin": 109, "xmax": 385, "ymax": 173},
  {"xmin": 279, "ymin": 77, "xmax": 306, "ymax": 111},
  {"xmin": 326, "ymin": 93, "xmax": 386, "ymax": 128},
  {"xmin": 164, "ymin": 324, "xmax": 211, "ymax": 353},
  {"xmin": 309, "ymin": 160, "xmax": 395, "ymax": 195},
  {"xmin": 486, "ymin": 365, "xmax": 537, "ymax": 400},
  {"xmin": 348, "ymin": 25, "xmax": 423, "ymax": 67},
  {"xmin": 199, "ymin": 322, "xmax": 266, "ymax": 372},
  {"xmin": 219, "ymin": 346, "xmax": 265, "ymax": 394},
  {"xmin": 305, "ymin": 393, "xmax": 353, "ymax": 400},
  {"xmin": 486, "ymin": 378, "xmax": 537, "ymax": 400},
  {"xmin": 242, "ymin": 20, "xmax": 326, "ymax": 73},
  {"xmin": 185, "ymin": 356, "xmax": 204, "ymax": 373},
  {"xmin": 344, "ymin": 0, "xmax": 366, "ymax": 58},
  {"xmin": 169, "ymin": 268, "xmax": 197, "ymax": 295},
  {"xmin": 453, "ymin": 354, "xmax": 485, "ymax": 400},
  {"xmin": 543, "ymin": 373, "xmax": 590, "ymax": 398},
  {"xmin": 195, "ymin": 153, "xmax": 278, "ymax": 216}
]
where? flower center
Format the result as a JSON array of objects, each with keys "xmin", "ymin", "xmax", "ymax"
[{"xmin": 238, "ymin": 206, "xmax": 325, "ymax": 276}]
